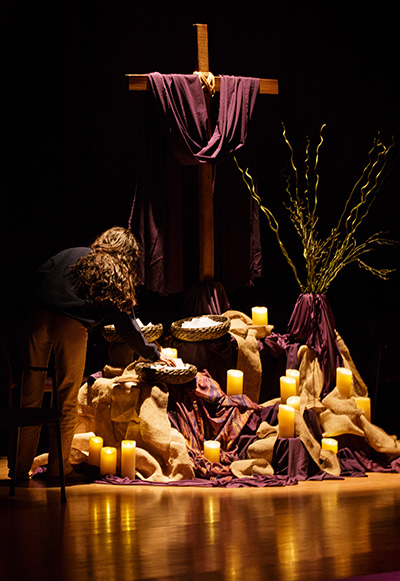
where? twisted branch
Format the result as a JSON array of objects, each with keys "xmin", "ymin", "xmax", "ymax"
[{"xmin": 235, "ymin": 125, "xmax": 397, "ymax": 294}]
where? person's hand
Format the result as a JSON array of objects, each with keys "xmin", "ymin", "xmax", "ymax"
[{"xmin": 158, "ymin": 352, "xmax": 177, "ymax": 367}]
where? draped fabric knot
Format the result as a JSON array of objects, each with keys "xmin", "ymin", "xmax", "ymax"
[{"xmin": 193, "ymin": 70, "xmax": 216, "ymax": 96}]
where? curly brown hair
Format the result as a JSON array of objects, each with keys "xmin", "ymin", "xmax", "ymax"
[{"xmin": 70, "ymin": 227, "xmax": 140, "ymax": 312}]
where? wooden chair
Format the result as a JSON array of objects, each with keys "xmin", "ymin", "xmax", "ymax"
[{"xmin": 0, "ymin": 365, "xmax": 67, "ymax": 503}]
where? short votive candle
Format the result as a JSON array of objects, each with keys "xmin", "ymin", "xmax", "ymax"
[
  {"xmin": 204, "ymin": 440, "xmax": 221, "ymax": 463},
  {"xmin": 100, "ymin": 446, "xmax": 117, "ymax": 476},
  {"xmin": 321, "ymin": 438, "xmax": 338, "ymax": 454},
  {"xmin": 226, "ymin": 369, "xmax": 243, "ymax": 396},
  {"xmin": 251, "ymin": 306, "xmax": 268, "ymax": 326},
  {"xmin": 162, "ymin": 347, "xmax": 178, "ymax": 359},
  {"xmin": 354, "ymin": 397, "xmax": 371, "ymax": 422},
  {"xmin": 286, "ymin": 395, "xmax": 301, "ymax": 411}
]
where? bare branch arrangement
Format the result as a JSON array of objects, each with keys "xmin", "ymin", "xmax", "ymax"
[{"xmin": 235, "ymin": 125, "xmax": 397, "ymax": 293}]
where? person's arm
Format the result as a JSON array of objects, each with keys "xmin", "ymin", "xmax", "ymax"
[{"xmin": 113, "ymin": 310, "xmax": 175, "ymax": 365}]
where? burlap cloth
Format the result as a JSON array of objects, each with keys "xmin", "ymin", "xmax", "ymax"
[
  {"xmin": 70, "ymin": 330, "xmax": 399, "ymax": 483},
  {"xmin": 230, "ymin": 331, "xmax": 400, "ymax": 478},
  {"xmin": 224, "ymin": 309, "xmax": 273, "ymax": 404},
  {"xmin": 74, "ymin": 363, "xmax": 194, "ymax": 482}
]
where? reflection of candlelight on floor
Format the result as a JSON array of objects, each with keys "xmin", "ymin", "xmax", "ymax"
[
  {"xmin": 319, "ymin": 491, "xmax": 372, "ymax": 580},
  {"xmin": 224, "ymin": 539, "xmax": 244, "ymax": 580},
  {"xmin": 275, "ymin": 510, "xmax": 301, "ymax": 580}
]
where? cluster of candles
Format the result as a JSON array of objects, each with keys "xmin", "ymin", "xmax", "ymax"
[{"xmin": 88, "ymin": 437, "xmax": 136, "ymax": 479}]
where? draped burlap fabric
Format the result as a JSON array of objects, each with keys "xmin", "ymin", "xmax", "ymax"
[
  {"xmin": 224, "ymin": 309, "xmax": 274, "ymax": 404},
  {"xmin": 75, "ymin": 364, "xmax": 194, "ymax": 482}
]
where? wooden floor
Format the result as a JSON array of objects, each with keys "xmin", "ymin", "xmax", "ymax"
[{"xmin": 1, "ymin": 458, "xmax": 400, "ymax": 581}]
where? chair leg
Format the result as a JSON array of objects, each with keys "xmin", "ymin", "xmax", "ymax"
[
  {"xmin": 50, "ymin": 369, "xmax": 67, "ymax": 503},
  {"xmin": 14, "ymin": 365, "xmax": 68, "ymax": 503},
  {"xmin": 54, "ymin": 420, "xmax": 67, "ymax": 503},
  {"xmin": 9, "ymin": 427, "xmax": 19, "ymax": 497}
]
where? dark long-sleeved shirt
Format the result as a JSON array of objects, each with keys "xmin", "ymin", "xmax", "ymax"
[{"xmin": 24, "ymin": 247, "xmax": 160, "ymax": 362}]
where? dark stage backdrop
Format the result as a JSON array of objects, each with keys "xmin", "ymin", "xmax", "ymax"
[{"xmin": 2, "ymin": 3, "xmax": 399, "ymax": 416}]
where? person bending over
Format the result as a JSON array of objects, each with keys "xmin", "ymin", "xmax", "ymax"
[{"xmin": 11, "ymin": 226, "xmax": 174, "ymax": 481}]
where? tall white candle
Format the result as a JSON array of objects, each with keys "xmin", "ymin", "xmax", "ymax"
[
  {"xmin": 100, "ymin": 446, "xmax": 117, "ymax": 476},
  {"xmin": 286, "ymin": 369, "xmax": 300, "ymax": 395},
  {"xmin": 252, "ymin": 306, "xmax": 268, "ymax": 326},
  {"xmin": 280, "ymin": 375, "xmax": 297, "ymax": 404},
  {"xmin": 227, "ymin": 369, "xmax": 243, "ymax": 396},
  {"xmin": 278, "ymin": 404, "xmax": 295, "ymax": 438},
  {"xmin": 336, "ymin": 367, "xmax": 352, "ymax": 398},
  {"xmin": 121, "ymin": 440, "xmax": 136, "ymax": 480},
  {"xmin": 88, "ymin": 436, "xmax": 103, "ymax": 466}
]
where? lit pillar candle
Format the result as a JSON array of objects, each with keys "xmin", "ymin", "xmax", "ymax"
[
  {"xmin": 162, "ymin": 347, "xmax": 178, "ymax": 359},
  {"xmin": 286, "ymin": 369, "xmax": 300, "ymax": 395},
  {"xmin": 354, "ymin": 397, "xmax": 371, "ymax": 421},
  {"xmin": 336, "ymin": 367, "xmax": 353, "ymax": 398},
  {"xmin": 121, "ymin": 440, "xmax": 136, "ymax": 480},
  {"xmin": 88, "ymin": 436, "xmax": 103, "ymax": 466},
  {"xmin": 286, "ymin": 395, "xmax": 301, "ymax": 411},
  {"xmin": 204, "ymin": 440, "xmax": 221, "ymax": 463},
  {"xmin": 252, "ymin": 306, "xmax": 268, "ymax": 326},
  {"xmin": 226, "ymin": 369, "xmax": 243, "ymax": 396},
  {"xmin": 100, "ymin": 446, "xmax": 117, "ymax": 475},
  {"xmin": 278, "ymin": 404, "xmax": 295, "ymax": 438},
  {"xmin": 280, "ymin": 375, "xmax": 297, "ymax": 404},
  {"xmin": 321, "ymin": 437, "xmax": 338, "ymax": 454}
]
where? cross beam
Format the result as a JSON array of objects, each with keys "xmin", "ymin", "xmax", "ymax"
[{"xmin": 126, "ymin": 24, "xmax": 278, "ymax": 282}]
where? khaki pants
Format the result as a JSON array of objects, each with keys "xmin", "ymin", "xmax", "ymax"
[{"xmin": 14, "ymin": 310, "xmax": 88, "ymax": 478}]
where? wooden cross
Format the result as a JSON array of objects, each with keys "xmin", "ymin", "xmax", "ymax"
[{"xmin": 126, "ymin": 24, "xmax": 278, "ymax": 282}]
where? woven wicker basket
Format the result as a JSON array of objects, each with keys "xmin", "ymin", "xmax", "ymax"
[
  {"xmin": 135, "ymin": 362, "xmax": 198, "ymax": 385},
  {"xmin": 102, "ymin": 323, "xmax": 163, "ymax": 344},
  {"xmin": 170, "ymin": 315, "xmax": 231, "ymax": 342}
]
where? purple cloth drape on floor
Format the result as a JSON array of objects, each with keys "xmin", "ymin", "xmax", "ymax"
[{"xmin": 148, "ymin": 73, "xmax": 259, "ymax": 165}]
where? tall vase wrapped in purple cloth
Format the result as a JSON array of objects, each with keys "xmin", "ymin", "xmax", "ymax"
[
  {"xmin": 263, "ymin": 294, "xmax": 343, "ymax": 399},
  {"xmin": 287, "ymin": 294, "xmax": 343, "ymax": 397}
]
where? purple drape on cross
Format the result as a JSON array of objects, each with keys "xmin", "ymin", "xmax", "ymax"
[
  {"xmin": 147, "ymin": 73, "xmax": 259, "ymax": 165},
  {"xmin": 130, "ymin": 72, "xmax": 262, "ymax": 297}
]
